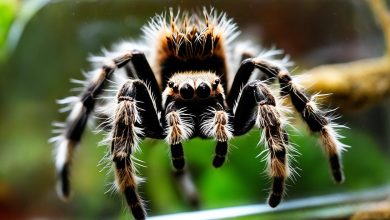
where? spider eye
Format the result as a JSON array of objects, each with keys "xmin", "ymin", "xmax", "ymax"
[
  {"xmin": 212, "ymin": 78, "xmax": 220, "ymax": 90},
  {"xmin": 196, "ymin": 82, "xmax": 211, "ymax": 98},
  {"xmin": 168, "ymin": 81, "xmax": 174, "ymax": 88},
  {"xmin": 180, "ymin": 83, "xmax": 194, "ymax": 99}
]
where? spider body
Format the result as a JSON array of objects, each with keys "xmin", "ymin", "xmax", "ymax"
[
  {"xmin": 51, "ymin": 8, "xmax": 348, "ymax": 220},
  {"xmin": 156, "ymin": 14, "xmax": 228, "ymax": 88}
]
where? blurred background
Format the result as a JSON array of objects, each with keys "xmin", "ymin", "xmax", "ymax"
[{"xmin": 0, "ymin": 0, "xmax": 389, "ymax": 219}]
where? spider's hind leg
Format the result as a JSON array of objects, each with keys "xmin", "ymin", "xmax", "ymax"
[{"xmin": 232, "ymin": 81, "xmax": 291, "ymax": 208}]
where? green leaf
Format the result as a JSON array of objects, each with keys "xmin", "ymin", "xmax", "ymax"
[{"xmin": 0, "ymin": 0, "xmax": 18, "ymax": 59}]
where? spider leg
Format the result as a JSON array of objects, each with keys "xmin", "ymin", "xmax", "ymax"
[
  {"xmin": 164, "ymin": 100, "xmax": 203, "ymax": 206},
  {"xmin": 164, "ymin": 100, "xmax": 194, "ymax": 172},
  {"xmin": 123, "ymin": 50, "xmax": 162, "ymax": 110},
  {"xmin": 110, "ymin": 79, "xmax": 163, "ymax": 220},
  {"xmin": 252, "ymin": 57, "xmax": 346, "ymax": 182},
  {"xmin": 52, "ymin": 50, "xmax": 162, "ymax": 201},
  {"xmin": 172, "ymin": 169, "xmax": 200, "ymax": 209},
  {"xmin": 228, "ymin": 56, "xmax": 346, "ymax": 183},
  {"xmin": 227, "ymin": 59, "xmax": 256, "ymax": 107},
  {"xmin": 232, "ymin": 80, "xmax": 290, "ymax": 207},
  {"xmin": 52, "ymin": 51, "xmax": 133, "ymax": 200},
  {"xmin": 162, "ymin": 99, "xmax": 201, "ymax": 208},
  {"xmin": 200, "ymin": 102, "xmax": 232, "ymax": 168}
]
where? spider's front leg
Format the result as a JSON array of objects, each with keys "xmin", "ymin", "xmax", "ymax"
[
  {"xmin": 229, "ymin": 56, "xmax": 346, "ymax": 183},
  {"xmin": 253, "ymin": 58, "xmax": 346, "ymax": 182},
  {"xmin": 51, "ymin": 51, "xmax": 135, "ymax": 200},
  {"xmin": 232, "ymin": 80, "xmax": 290, "ymax": 208},
  {"xmin": 51, "ymin": 49, "xmax": 162, "ymax": 218},
  {"xmin": 110, "ymin": 79, "xmax": 164, "ymax": 220}
]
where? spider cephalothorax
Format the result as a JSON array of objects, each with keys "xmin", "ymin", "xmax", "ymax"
[{"xmin": 51, "ymin": 8, "xmax": 348, "ymax": 220}]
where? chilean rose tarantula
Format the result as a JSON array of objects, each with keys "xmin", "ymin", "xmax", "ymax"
[{"xmin": 51, "ymin": 8, "xmax": 348, "ymax": 220}]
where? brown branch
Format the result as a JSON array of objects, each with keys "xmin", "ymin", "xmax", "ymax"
[
  {"xmin": 297, "ymin": 0, "xmax": 390, "ymax": 112},
  {"xmin": 299, "ymin": 57, "xmax": 390, "ymax": 112}
]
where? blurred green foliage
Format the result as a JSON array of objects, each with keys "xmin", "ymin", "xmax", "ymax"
[
  {"xmin": 0, "ymin": 0, "xmax": 18, "ymax": 59},
  {"xmin": 0, "ymin": 0, "xmax": 389, "ymax": 219},
  {"xmin": 139, "ymin": 128, "xmax": 390, "ymax": 216}
]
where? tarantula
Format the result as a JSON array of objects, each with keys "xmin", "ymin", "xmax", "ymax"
[{"xmin": 51, "ymin": 8, "xmax": 348, "ymax": 220}]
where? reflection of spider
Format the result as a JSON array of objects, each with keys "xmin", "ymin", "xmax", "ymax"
[{"xmin": 51, "ymin": 8, "xmax": 348, "ymax": 220}]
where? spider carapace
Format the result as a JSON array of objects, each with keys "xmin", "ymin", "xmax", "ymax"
[{"xmin": 51, "ymin": 8, "xmax": 348, "ymax": 220}]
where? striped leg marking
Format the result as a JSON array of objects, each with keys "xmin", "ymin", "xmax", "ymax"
[
  {"xmin": 257, "ymin": 101, "xmax": 290, "ymax": 208},
  {"xmin": 165, "ymin": 106, "xmax": 194, "ymax": 171},
  {"xmin": 255, "ymin": 58, "xmax": 347, "ymax": 183},
  {"xmin": 51, "ymin": 52, "xmax": 133, "ymax": 200},
  {"xmin": 110, "ymin": 80, "xmax": 146, "ymax": 220},
  {"xmin": 233, "ymin": 81, "xmax": 291, "ymax": 208},
  {"xmin": 200, "ymin": 105, "xmax": 232, "ymax": 168}
]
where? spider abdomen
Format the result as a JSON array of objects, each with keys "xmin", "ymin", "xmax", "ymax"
[
  {"xmin": 159, "ymin": 28, "xmax": 227, "ymax": 87},
  {"xmin": 144, "ymin": 9, "xmax": 238, "ymax": 88}
]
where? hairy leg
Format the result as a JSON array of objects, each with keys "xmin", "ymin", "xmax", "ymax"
[
  {"xmin": 200, "ymin": 102, "xmax": 233, "ymax": 168},
  {"xmin": 51, "ymin": 51, "xmax": 133, "ymax": 200},
  {"xmin": 233, "ymin": 80, "xmax": 291, "ymax": 207},
  {"xmin": 253, "ymin": 57, "xmax": 346, "ymax": 182},
  {"xmin": 51, "ymin": 49, "xmax": 162, "ymax": 219},
  {"xmin": 109, "ymin": 79, "xmax": 164, "ymax": 220},
  {"xmin": 228, "ymin": 51, "xmax": 346, "ymax": 183},
  {"xmin": 164, "ymin": 101, "xmax": 194, "ymax": 172}
]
